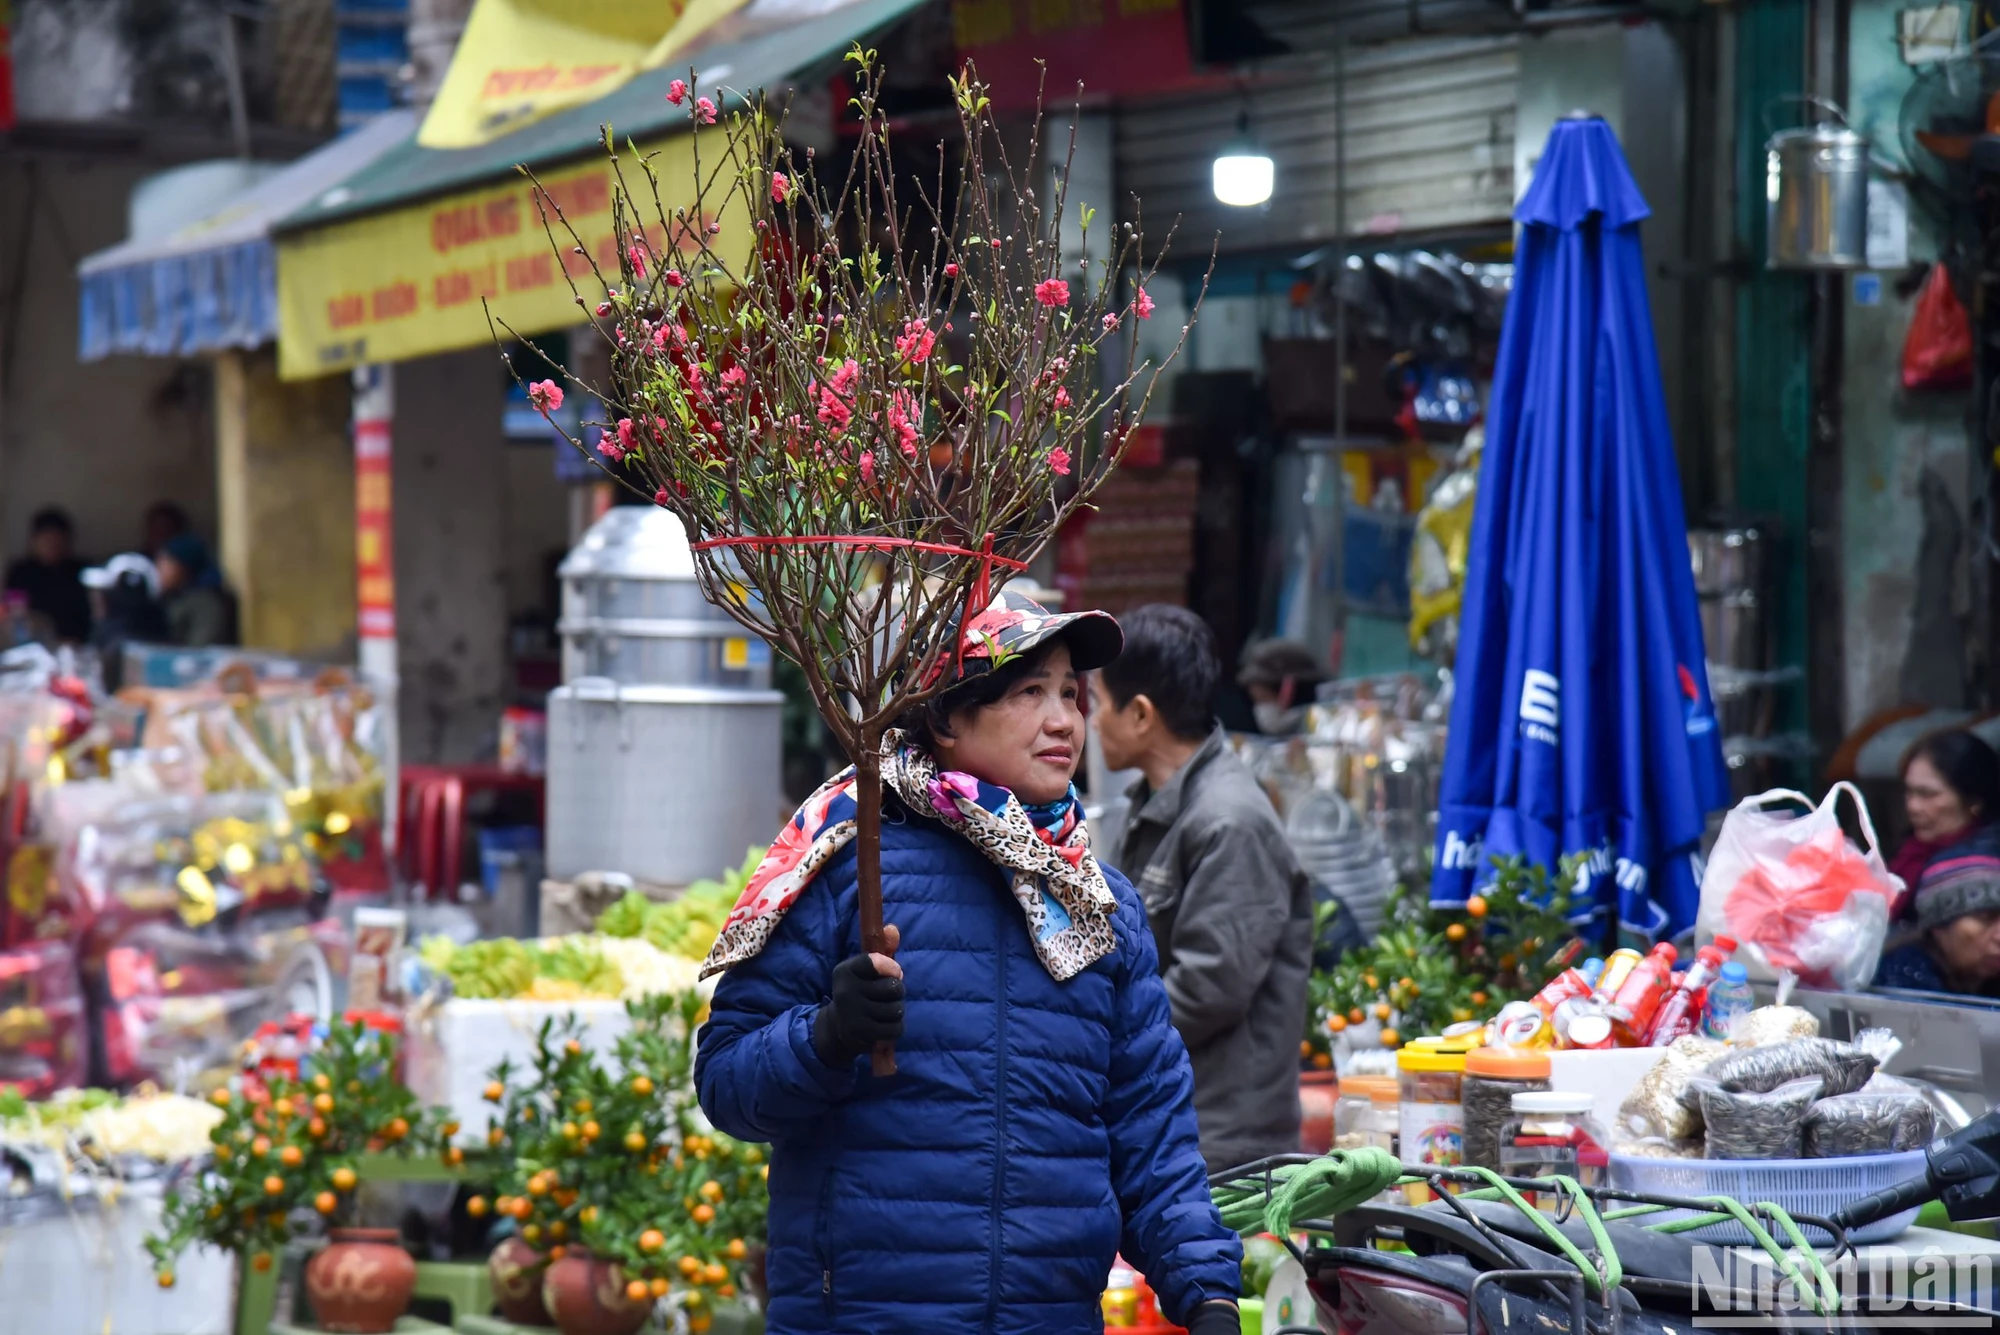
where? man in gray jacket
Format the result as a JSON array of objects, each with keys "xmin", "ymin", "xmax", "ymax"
[{"xmin": 1092, "ymin": 605, "xmax": 1313, "ymax": 1172}]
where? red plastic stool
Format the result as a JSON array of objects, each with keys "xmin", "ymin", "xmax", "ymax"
[{"xmin": 397, "ymin": 765, "xmax": 544, "ymax": 899}]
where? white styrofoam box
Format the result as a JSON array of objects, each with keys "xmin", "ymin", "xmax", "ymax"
[
  {"xmin": 405, "ymin": 998, "xmax": 633, "ymax": 1144},
  {"xmin": 0, "ymin": 1180, "xmax": 232, "ymax": 1335},
  {"xmin": 1547, "ymin": 1047, "xmax": 1668, "ymax": 1136}
]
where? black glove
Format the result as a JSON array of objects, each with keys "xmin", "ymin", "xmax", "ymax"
[
  {"xmin": 812, "ymin": 952, "xmax": 905, "ymax": 1066},
  {"xmin": 1185, "ymin": 1303, "xmax": 1240, "ymax": 1335}
]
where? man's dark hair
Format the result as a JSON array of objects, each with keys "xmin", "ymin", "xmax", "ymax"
[
  {"xmin": 145, "ymin": 501, "xmax": 190, "ymax": 533},
  {"xmin": 895, "ymin": 640, "xmax": 1062, "ymax": 752},
  {"xmin": 1098, "ymin": 604, "xmax": 1218, "ymax": 740},
  {"xmin": 29, "ymin": 507, "xmax": 73, "ymax": 536},
  {"xmin": 1910, "ymin": 730, "xmax": 2000, "ymax": 825}
]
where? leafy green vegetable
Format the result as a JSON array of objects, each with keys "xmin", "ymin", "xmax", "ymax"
[
  {"xmin": 591, "ymin": 847, "xmax": 765, "ymax": 962},
  {"xmin": 596, "ymin": 891, "xmax": 651, "ymax": 940}
]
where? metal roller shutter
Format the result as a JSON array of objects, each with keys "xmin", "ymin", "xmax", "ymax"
[{"xmin": 1116, "ymin": 34, "xmax": 1519, "ymax": 254}]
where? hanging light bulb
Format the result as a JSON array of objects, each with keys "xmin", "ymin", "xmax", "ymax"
[{"xmin": 1212, "ymin": 110, "xmax": 1274, "ymax": 208}]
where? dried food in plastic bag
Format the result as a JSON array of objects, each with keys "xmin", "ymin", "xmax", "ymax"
[
  {"xmin": 1730, "ymin": 1006, "xmax": 1819, "ymax": 1047},
  {"xmin": 1694, "ymin": 1076, "xmax": 1825, "ymax": 1160},
  {"xmin": 1801, "ymin": 1091, "xmax": 1937, "ymax": 1157},
  {"xmin": 1612, "ymin": 1136, "xmax": 1703, "ymax": 1160},
  {"xmin": 1620, "ymin": 1036, "xmax": 1726, "ymax": 1139},
  {"xmin": 1695, "ymin": 1030, "xmax": 1898, "ymax": 1100}
]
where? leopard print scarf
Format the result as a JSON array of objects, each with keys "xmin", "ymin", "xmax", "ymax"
[{"xmin": 701, "ymin": 732, "xmax": 1118, "ymax": 982}]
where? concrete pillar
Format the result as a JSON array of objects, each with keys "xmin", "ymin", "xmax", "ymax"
[
  {"xmin": 392, "ymin": 348, "xmax": 508, "ymax": 764},
  {"xmin": 214, "ymin": 349, "xmax": 357, "ymax": 657}
]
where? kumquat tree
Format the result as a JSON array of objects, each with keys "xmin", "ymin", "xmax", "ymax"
[{"xmin": 497, "ymin": 50, "xmax": 1205, "ymax": 1072}]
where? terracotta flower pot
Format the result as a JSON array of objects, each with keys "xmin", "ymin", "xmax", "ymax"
[
  {"xmin": 303, "ymin": 1228, "xmax": 417, "ymax": 1335},
  {"xmin": 1299, "ymin": 1069, "xmax": 1339, "ymax": 1154},
  {"xmin": 488, "ymin": 1235, "xmax": 555, "ymax": 1326},
  {"xmin": 541, "ymin": 1252, "xmax": 651, "ymax": 1335}
]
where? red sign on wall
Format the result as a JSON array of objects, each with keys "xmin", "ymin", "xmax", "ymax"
[
  {"xmin": 0, "ymin": 0, "xmax": 16, "ymax": 131},
  {"xmin": 355, "ymin": 417, "xmax": 395, "ymax": 642},
  {"xmin": 952, "ymin": 0, "xmax": 1193, "ymax": 110}
]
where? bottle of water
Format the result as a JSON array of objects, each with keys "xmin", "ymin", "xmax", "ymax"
[{"xmin": 1702, "ymin": 962, "xmax": 1755, "ymax": 1040}]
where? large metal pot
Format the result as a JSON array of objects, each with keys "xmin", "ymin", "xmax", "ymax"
[
  {"xmin": 1699, "ymin": 588, "xmax": 1765, "ymax": 672},
  {"xmin": 560, "ymin": 616, "xmax": 773, "ymax": 691},
  {"xmin": 544, "ymin": 678, "xmax": 784, "ymax": 886},
  {"xmin": 557, "ymin": 506, "xmax": 770, "ymax": 688},
  {"xmin": 1688, "ymin": 526, "xmax": 1765, "ymax": 597},
  {"xmin": 1766, "ymin": 124, "xmax": 1870, "ymax": 270}
]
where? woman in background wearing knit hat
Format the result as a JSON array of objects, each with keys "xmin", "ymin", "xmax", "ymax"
[{"xmin": 1878, "ymin": 825, "xmax": 2000, "ymax": 996}]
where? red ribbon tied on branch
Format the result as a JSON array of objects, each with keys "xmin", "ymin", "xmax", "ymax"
[{"xmin": 687, "ymin": 532, "xmax": 1026, "ymax": 686}]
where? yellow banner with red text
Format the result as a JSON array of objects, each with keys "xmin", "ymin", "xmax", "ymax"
[{"xmin": 275, "ymin": 136, "xmax": 746, "ymax": 379}]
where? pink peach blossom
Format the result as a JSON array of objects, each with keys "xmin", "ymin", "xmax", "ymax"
[{"xmin": 895, "ymin": 319, "xmax": 936, "ymax": 365}]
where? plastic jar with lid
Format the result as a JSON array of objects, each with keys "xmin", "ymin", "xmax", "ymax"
[
  {"xmin": 1397, "ymin": 1045, "xmax": 1467, "ymax": 1203},
  {"xmin": 1462, "ymin": 1047, "xmax": 1552, "ymax": 1171},
  {"xmin": 1498, "ymin": 1091, "xmax": 1609, "ymax": 1214},
  {"xmin": 1335, "ymin": 1075, "xmax": 1397, "ymax": 1150}
]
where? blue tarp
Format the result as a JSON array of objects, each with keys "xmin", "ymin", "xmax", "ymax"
[
  {"xmin": 76, "ymin": 112, "xmax": 416, "ymax": 360},
  {"xmin": 1430, "ymin": 116, "xmax": 1731, "ymax": 940}
]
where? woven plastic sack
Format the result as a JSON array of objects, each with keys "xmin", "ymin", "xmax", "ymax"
[
  {"xmin": 1693, "ymin": 1076, "xmax": 1824, "ymax": 1160},
  {"xmin": 1802, "ymin": 1091, "xmax": 1937, "ymax": 1157},
  {"xmin": 1695, "ymin": 784, "xmax": 1899, "ymax": 991}
]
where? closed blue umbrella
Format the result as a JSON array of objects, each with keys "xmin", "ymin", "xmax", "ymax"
[{"xmin": 1430, "ymin": 116, "xmax": 1730, "ymax": 940}]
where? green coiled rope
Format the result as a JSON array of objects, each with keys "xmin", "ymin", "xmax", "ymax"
[{"xmin": 1211, "ymin": 1147, "xmax": 1405, "ymax": 1235}]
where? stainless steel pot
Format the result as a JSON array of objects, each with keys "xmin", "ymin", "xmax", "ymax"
[
  {"xmin": 558, "ymin": 507, "xmax": 755, "ymax": 686},
  {"xmin": 557, "ymin": 616, "xmax": 774, "ymax": 691},
  {"xmin": 544, "ymin": 679, "xmax": 786, "ymax": 886},
  {"xmin": 1688, "ymin": 526, "xmax": 1765, "ymax": 597},
  {"xmin": 1766, "ymin": 123, "xmax": 1870, "ymax": 270},
  {"xmin": 1699, "ymin": 588, "xmax": 1765, "ymax": 671}
]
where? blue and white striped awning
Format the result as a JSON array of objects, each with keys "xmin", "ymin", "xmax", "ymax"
[{"xmin": 76, "ymin": 112, "xmax": 415, "ymax": 361}]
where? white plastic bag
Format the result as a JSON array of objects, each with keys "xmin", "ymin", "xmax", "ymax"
[{"xmin": 1695, "ymin": 783, "xmax": 1900, "ymax": 993}]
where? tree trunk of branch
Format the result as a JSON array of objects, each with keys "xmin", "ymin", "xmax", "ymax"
[{"xmin": 854, "ymin": 733, "xmax": 896, "ymax": 1076}]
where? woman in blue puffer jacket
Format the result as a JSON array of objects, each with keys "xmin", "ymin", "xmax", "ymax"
[{"xmin": 694, "ymin": 590, "xmax": 1242, "ymax": 1335}]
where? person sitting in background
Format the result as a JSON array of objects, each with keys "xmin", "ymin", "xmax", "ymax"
[
  {"xmin": 83, "ymin": 554, "xmax": 169, "ymax": 691},
  {"xmin": 1877, "ymin": 825, "xmax": 2000, "ymax": 997},
  {"xmin": 157, "ymin": 533, "xmax": 239, "ymax": 648},
  {"xmin": 142, "ymin": 501, "xmax": 191, "ymax": 561},
  {"xmin": 1093, "ymin": 605, "xmax": 1312, "ymax": 1171},
  {"xmin": 1237, "ymin": 639, "xmax": 1326, "ymax": 737},
  {"xmin": 5, "ymin": 507, "xmax": 92, "ymax": 644},
  {"xmin": 1891, "ymin": 731, "xmax": 2000, "ymax": 902}
]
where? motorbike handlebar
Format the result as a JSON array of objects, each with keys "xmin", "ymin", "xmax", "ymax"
[{"xmin": 1828, "ymin": 1173, "xmax": 1938, "ymax": 1231}]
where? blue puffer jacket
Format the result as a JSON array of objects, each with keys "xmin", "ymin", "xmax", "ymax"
[{"xmin": 694, "ymin": 803, "xmax": 1241, "ymax": 1334}]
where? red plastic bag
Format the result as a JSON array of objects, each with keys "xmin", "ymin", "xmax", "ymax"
[
  {"xmin": 1902, "ymin": 263, "xmax": 1973, "ymax": 392},
  {"xmin": 1695, "ymin": 783, "xmax": 1899, "ymax": 991}
]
